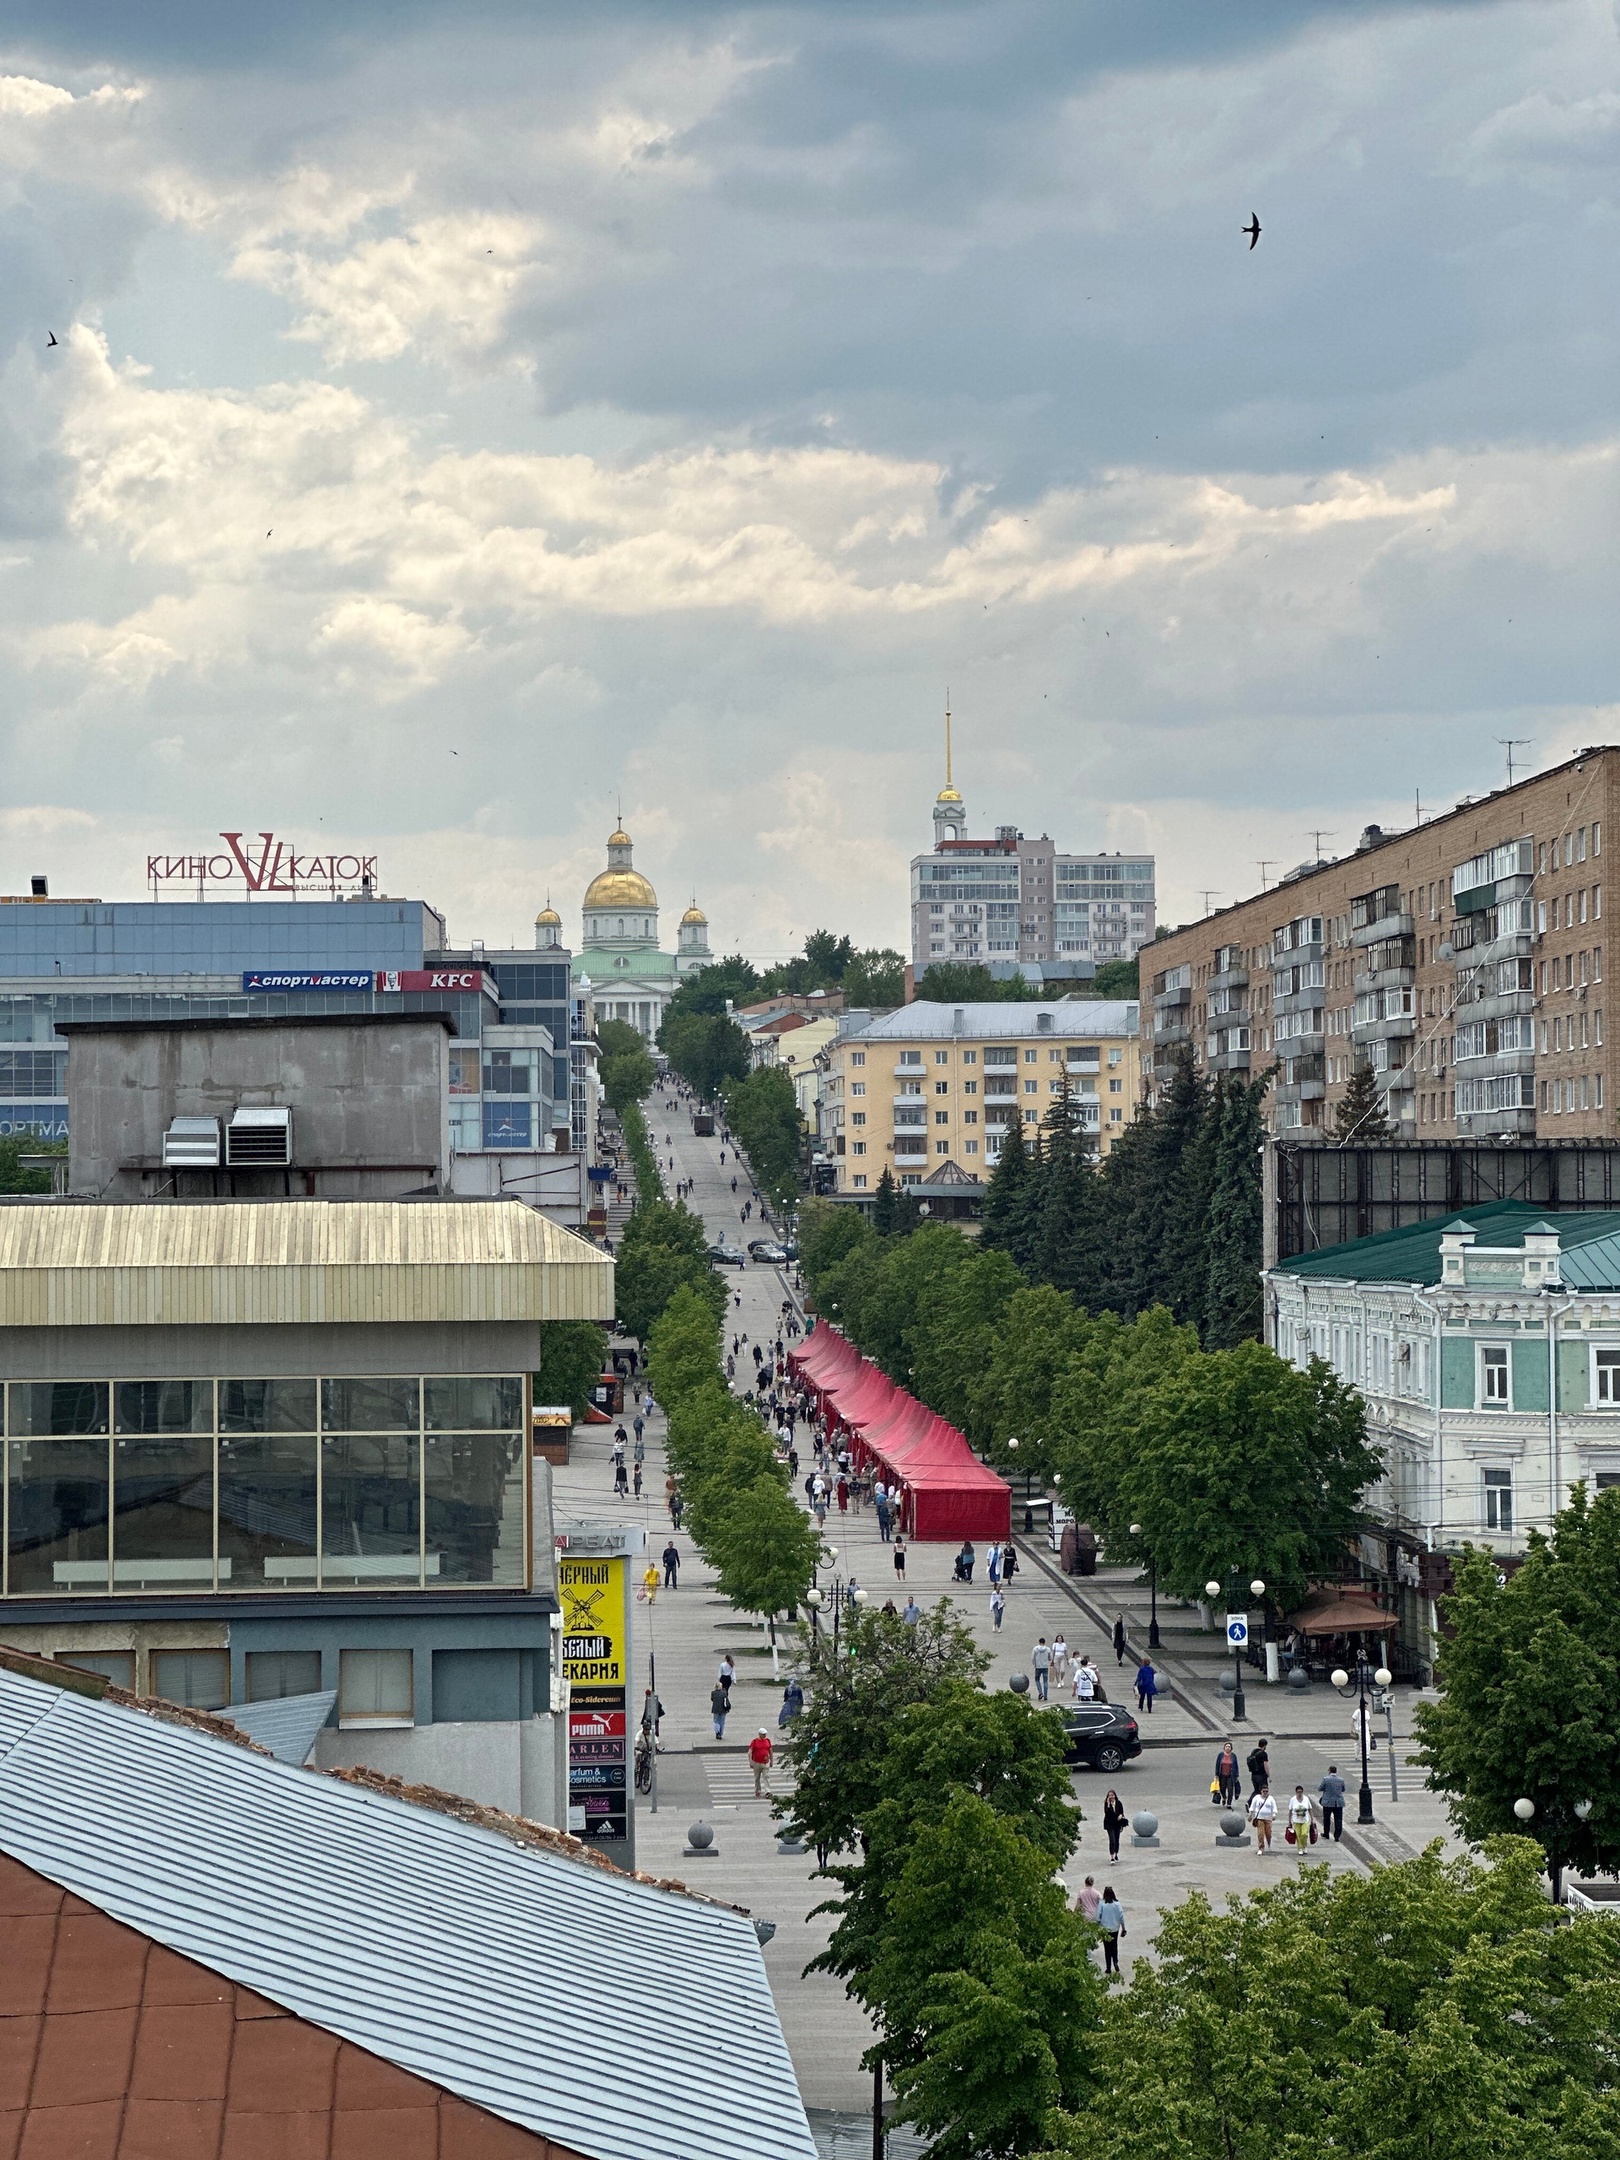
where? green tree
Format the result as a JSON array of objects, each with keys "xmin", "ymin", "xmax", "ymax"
[
  {"xmin": 1088, "ymin": 959, "xmax": 1138, "ymax": 999},
  {"xmin": 645, "ymin": 1284, "xmax": 724, "ymax": 1411},
  {"xmin": 1033, "ymin": 1083, "xmax": 1103, "ymax": 1306},
  {"xmin": 1117, "ymin": 1342, "xmax": 1383, "ymax": 1608},
  {"xmin": 872, "ymin": 1165, "xmax": 900, "ymax": 1235},
  {"xmin": 777, "ymin": 1601, "xmax": 987, "ymax": 1858},
  {"xmin": 971, "ymin": 1286, "xmax": 1091, "ymax": 1484},
  {"xmin": 660, "ymin": 1008, "xmax": 750, "ymax": 1100},
  {"xmin": 536, "ymin": 1321, "xmax": 607, "ymax": 1417},
  {"xmin": 796, "ymin": 1197, "xmax": 876, "ymax": 1295},
  {"xmin": 709, "ymin": 1475, "xmax": 824, "ymax": 1623},
  {"xmin": 980, "ymin": 1119, "xmax": 1029, "ymax": 1259},
  {"xmin": 616, "ymin": 1197, "xmax": 723, "ymax": 1340},
  {"xmin": 908, "ymin": 1245, "xmax": 1026, "ymax": 1436},
  {"xmin": 662, "ymin": 955, "xmax": 762, "ymax": 1024},
  {"xmin": 600, "ymin": 1042, "xmax": 656, "ymax": 1114},
  {"xmin": 1414, "ymin": 1485, "xmax": 1620, "ymax": 1887},
  {"xmin": 596, "ymin": 1017, "xmax": 645, "ymax": 1062},
  {"xmin": 617, "ymin": 1101, "xmax": 663, "ymax": 1202},
  {"xmin": 1039, "ymin": 1840, "xmax": 1620, "ymax": 2160},
  {"xmin": 1049, "ymin": 1306, "xmax": 1199, "ymax": 1541},
  {"xmin": 0, "ymin": 1135, "xmax": 63, "ymax": 1193},
  {"xmin": 1333, "ymin": 1057, "xmax": 1393, "ymax": 1144},
  {"xmin": 844, "ymin": 948, "xmax": 906, "ymax": 1007},
  {"xmin": 914, "ymin": 963, "xmax": 1035, "ymax": 1003},
  {"xmin": 1203, "ymin": 1072, "xmax": 1269, "ymax": 1349},
  {"xmin": 722, "ymin": 1063, "xmax": 803, "ymax": 1213}
]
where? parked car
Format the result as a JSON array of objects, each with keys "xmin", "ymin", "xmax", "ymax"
[
  {"xmin": 1061, "ymin": 1703, "xmax": 1142, "ymax": 1774},
  {"xmin": 706, "ymin": 1243, "xmax": 747, "ymax": 1268},
  {"xmin": 780, "ymin": 1240, "xmax": 799, "ymax": 1261},
  {"xmin": 747, "ymin": 1239, "xmax": 788, "ymax": 1263}
]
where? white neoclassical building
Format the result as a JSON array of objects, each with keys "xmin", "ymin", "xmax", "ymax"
[{"xmin": 537, "ymin": 825, "xmax": 710, "ymax": 1041}]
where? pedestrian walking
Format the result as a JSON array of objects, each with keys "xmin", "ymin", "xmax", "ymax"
[
  {"xmin": 835, "ymin": 1474, "xmax": 849, "ymax": 1515},
  {"xmin": 1072, "ymin": 1656, "xmax": 1096, "ymax": 1703},
  {"xmin": 1113, "ymin": 1614, "xmax": 1127, "ymax": 1666},
  {"xmin": 632, "ymin": 1461, "xmax": 643, "ymax": 1498},
  {"xmin": 1248, "ymin": 1786, "xmax": 1277, "ymax": 1853},
  {"xmin": 989, "ymin": 1586, "xmax": 1005, "ymax": 1631},
  {"xmin": 717, "ymin": 1653, "xmax": 735, "ymax": 1698},
  {"xmin": 614, "ymin": 1460, "xmax": 629, "ymax": 1497},
  {"xmin": 778, "ymin": 1677, "xmax": 804, "ymax": 1726},
  {"xmin": 1102, "ymin": 1788, "xmax": 1128, "ymax": 1862},
  {"xmin": 902, "ymin": 1594, "xmax": 921, "ymax": 1626},
  {"xmin": 1318, "ymin": 1765, "xmax": 1346, "ymax": 1842},
  {"xmin": 875, "ymin": 1493, "xmax": 891, "ymax": 1542},
  {"xmin": 893, "ymin": 1539, "xmax": 906, "ymax": 1579},
  {"xmin": 749, "ymin": 1728, "xmax": 775, "ymax": 1797},
  {"xmin": 1074, "ymin": 1875, "xmax": 1102, "ymax": 1923},
  {"xmin": 633, "ymin": 1413, "xmax": 645, "ymax": 1448},
  {"xmin": 1001, "ymin": 1542, "xmax": 1017, "ymax": 1583},
  {"xmin": 642, "ymin": 1560, "xmax": 660, "ymax": 1602},
  {"xmin": 1285, "ymin": 1784, "xmax": 1318, "ymax": 1855},
  {"xmin": 611, "ymin": 1428, "xmax": 626, "ymax": 1466},
  {"xmin": 987, "ymin": 1542, "xmax": 1002, "ymax": 1587},
  {"xmin": 1214, "ymin": 1740, "xmax": 1241, "ymax": 1807},
  {"xmin": 1096, "ymin": 1887, "xmax": 1126, "ymax": 1977},
  {"xmin": 1051, "ymin": 1634, "xmax": 1069, "ymax": 1687},
  {"xmin": 1246, "ymin": 1739, "xmax": 1271, "ymax": 1796},
  {"xmin": 1134, "ymin": 1658, "xmax": 1158, "ymax": 1714},
  {"xmin": 1032, "ymin": 1637, "xmax": 1051, "ymax": 1701},
  {"xmin": 710, "ymin": 1683, "xmax": 730, "ymax": 1741},
  {"xmin": 662, "ymin": 1539, "xmax": 680, "ymax": 1589}
]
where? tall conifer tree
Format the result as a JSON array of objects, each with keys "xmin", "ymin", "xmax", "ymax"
[{"xmin": 980, "ymin": 1119, "xmax": 1028, "ymax": 1258}]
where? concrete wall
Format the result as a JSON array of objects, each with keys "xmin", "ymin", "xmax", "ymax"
[
  {"xmin": 314, "ymin": 1714, "xmax": 567, "ymax": 1828},
  {"xmin": 65, "ymin": 1016, "xmax": 451, "ymax": 1199},
  {"xmin": 0, "ymin": 1318, "xmax": 542, "ymax": 1380}
]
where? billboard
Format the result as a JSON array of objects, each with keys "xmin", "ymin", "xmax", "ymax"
[
  {"xmin": 560, "ymin": 1553, "xmax": 630, "ymax": 1842},
  {"xmin": 241, "ymin": 971, "xmax": 375, "ymax": 993},
  {"xmin": 376, "ymin": 969, "xmax": 495, "ymax": 997},
  {"xmin": 147, "ymin": 832, "xmax": 378, "ymax": 895},
  {"xmin": 0, "ymin": 1105, "xmax": 67, "ymax": 1140}
]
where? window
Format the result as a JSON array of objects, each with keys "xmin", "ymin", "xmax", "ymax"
[
  {"xmin": 1594, "ymin": 1350, "xmax": 1620, "ymax": 1405},
  {"xmin": 936, "ymin": 1140, "xmax": 950, "ymax": 1154},
  {"xmin": 1479, "ymin": 1346, "xmax": 1510, "ymax": 1406},
  {"xmin": 1110, "ymin": 1108, "xmax": 1122, "ymax": 1123},
  {"xmin": 339, "ymin": 1647, "xmax": 414, "ymax": 1727},
  {"xmin": 851, "ymin": 1052, "xmax": 865, "ymax": 1067},
  {"xmin": 963, "ymin": 1110, "xmax": 977, "ymax": 1124},
  {"xmin": 852, "ymin": 1174, "xmax": 867, "ymax": 1188},
  {"xmin": 962, "ymin": 1051, "xmax": 976, "ymax": 1064},
  {"xmin": 246, "ymin": 1651, "xmax": 321, "ymax": 1700},
  {"xmin": 963, "ymin": 1080, "xmax": 977, "ymax": 1095},
  {"xmin": 1483, "ymin": 1469, "xmax": 1513, "ymax": 1534},
  {"xmin": 57, "ymin": 1650, "xmax": 135, "ymax": 1689},
  {"xmin": 964, "ymin": 1140, "xmax": 978, "ymax": 1155},
  {"xmin": 482, "ymin": 1100, "xmax": 531, "ymax": 1148},
  {"xmin": 1108, "ymin": 1049, "xmax": 1122, "ymax": 1067},
  {"xmin": 151, "ymin": 1650, "xmax": 231, "ymax": 1711},
  {"xmin": 934, "ymin": 1051, "xmax": 949, "ymax": 1065},
  {"xmin": 1024, "ymin": 1049, "xmax": 1038, "ymax": 1064},
  {"xmin": 934, "ymin": 1111, "xmax": 949, "ymax": 1125},
  {"xmin": 851, "ymin": 1081, "xmax": 866, "ymax": 1097},
  {"xmin": 852, "ymin": 1141, "xmax": 866, "ymax": 1155},
  {"xmin": 898, "ymin": 1050, "xmax": 923, "ymax": 1068},
  {"xmin": 1110, "ymin": 1079, "xmax": 1122, "ymax": 1094},
  {"xmin": 934, "ymin": 1081, "xmax": 948, "ymax": 1095},
  {"xmin": 851, "ymin": 1111, "xmax": 866, "ymax": 1127},
  {"xmin": 1024, "ymin": 1080, "xmax": 1037, "ymax": 1095}
]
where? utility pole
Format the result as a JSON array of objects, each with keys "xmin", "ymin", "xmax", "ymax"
[
  {"xmin": 1308, "ymin": 830, "xmax": 1336, "ymax": 866},
  {"xmin": 1498, "ymin": 738, "xmax": 1532, "ymax": 787}
]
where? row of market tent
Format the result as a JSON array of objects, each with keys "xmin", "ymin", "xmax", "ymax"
[{"xmin": 789, "ymin": 1322, "xmax": 1011, "ymax": 1542}]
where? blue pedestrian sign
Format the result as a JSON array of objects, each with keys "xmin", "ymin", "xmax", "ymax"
[{"xmin": 1225, "ymin": 1613, "xmax": 1249, "ymax": 1649}]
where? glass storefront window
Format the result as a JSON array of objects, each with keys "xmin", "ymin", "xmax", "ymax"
[
  {"xmin": 321, "ymin": 1378, "xmax": 419, "ymax": 1431},
  {"xmin": 116, "ymin": 1380, "xmax": 214, "ymax": 1434},
  {"xmin": 219, "ymin": 1379, "xmax": 318, "ymax": 1434},
  {"xmin": 424, "ymin": 1377, "xmax": 522, "ymax": 1430},
  {"xmin": 7, "ymin": 1436, "xmax": 111, "ymax": 1593},
  {"xmin": 218, "ymin": 1434, "xmax": 318, "ymax": 1589},
  {"xmin": 321, "ymin": 1433, "xmax": 422, "ymax": 1585},
  {"xmin": 150, "ymin": 1649, "xmax": 230, "ymax": 1710},
  {"xmin": 7, "ymin": 1382, "xmax": 109, "ymax": 1436},
  {"xmin": 425, "ymin": 1432, "xmax": 526, "ymax": 1586},
  {"xmin": 112, "ymin": 1432, "xmax": 215, "ymax": 1588}
]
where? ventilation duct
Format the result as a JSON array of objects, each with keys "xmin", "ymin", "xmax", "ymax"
[
  {"xmin": 226, "ymin": 1106, "xmax": 293, "ymax": 1167},
  {"xmin": 161, "ymin": 1116, "xmax": 222, "ymax": 1169}
]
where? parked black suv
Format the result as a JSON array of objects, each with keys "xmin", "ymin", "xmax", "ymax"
[{"xmin": 1061, "ymin": 1703, "xmax": 1142, "ymax": 1774}]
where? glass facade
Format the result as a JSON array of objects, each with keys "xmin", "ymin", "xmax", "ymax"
[{"xmin": 1, "ymin": 1375, "xmax": 527, "ymax": 1595}]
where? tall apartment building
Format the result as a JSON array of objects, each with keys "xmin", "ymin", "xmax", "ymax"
[
  {"xmin": 821, "ymin": 1000, "xmax": 1142, "ymax": 1193},
  {"xmin": 1144, "ymin": 746, "xmax": 1617, "ymax": 1141},
  {"xmin": 908, "ymin": 742, "xmax": 1155, "ymax": 974}
]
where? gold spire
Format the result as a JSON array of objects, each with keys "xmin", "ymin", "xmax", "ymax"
[{"xmin": 936, "ymin": 689, "xmax": 962, "ymax": 805}]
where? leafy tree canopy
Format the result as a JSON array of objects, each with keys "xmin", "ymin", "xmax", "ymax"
[
  {"xmin": 722, "ymin": 1062, "xmax": 803, "ymax": 1213},
  {"xmin": 1414, "ymin": 1485, "xmax": 1620, "ymax": 1884},
  {"xmin": 0, "ymin": 1134, "xmax": 63, "ymax": 1193},
  {"xmin": 1088, "ymin": 958, "xmax": 1138, "ymax": 998},
  {"xmin": 536, "ymin": 1321, "xmax": 607, "ymax": 1419},
  {"xmin": 660, "ymin": 1008, "xmax": 750, "ymax": 1100},
  {"xmin": 914, "ymin": 962, "xmax": 1037, "ymax": 1003},
  {"xmin": 1333, "ymin": 1056, "xmax": 1393, "ymax": 1144},
  {"xmin": 708, "ymin": 1474, "xmax": 824, "ymax": 1620},
  {"xmin": 662, "ymin": 955, "xmax": 763, "ymax": 1024}
]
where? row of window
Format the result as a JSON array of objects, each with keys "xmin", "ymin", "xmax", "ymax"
[{"xmin": 56, "ymin": 1644, "xmax": 527, "ymax": 1729}]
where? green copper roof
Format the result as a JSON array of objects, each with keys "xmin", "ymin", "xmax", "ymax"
[{"xmin": 1274, "ymin": 1199, "xmax": 1620, "ymax": 1289}]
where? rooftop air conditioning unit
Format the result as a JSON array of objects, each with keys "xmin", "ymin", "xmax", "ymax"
[
  {"xmin": 226, "ymin": 1105, "xmax": 293, "ymax": 1167},
  {"xmin": 162, "ymin": 1116, "xmax": 222, "ymax": 1168}
]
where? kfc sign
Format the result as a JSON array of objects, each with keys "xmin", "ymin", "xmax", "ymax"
[
  {"xmin": 146, "ymin": 832, "xmax": 378, "ymax": 894},
  {"xmin": 376, "ymin": 970, "xmax": 495, "ymax": 997}
]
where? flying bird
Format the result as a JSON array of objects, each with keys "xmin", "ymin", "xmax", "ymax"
[
  {"xmin": 46, "ymin": 333, "xmax": 57, "ymax": 347},
  {"xmin": 1243, "ymin": 214, "xmax": 1261, "ymax": 249}
]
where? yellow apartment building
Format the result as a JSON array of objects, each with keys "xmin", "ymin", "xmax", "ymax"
[{"xmin": 819, "ymin": 999, "xmax": 1142, "ymax": 1193}]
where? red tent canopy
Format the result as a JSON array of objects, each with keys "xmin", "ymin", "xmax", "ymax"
[{"xmin": 789, "ymin": 1323, "xmax": 1010, "ymax": 1542}]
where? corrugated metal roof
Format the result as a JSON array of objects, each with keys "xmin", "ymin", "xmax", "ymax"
[
  {"xmin": 221, "ymin": 1689, "xmax": 337, "ymax": 1764},
  {"xmin": 859, "ymin": 1000, "xmax": 1138, "ymax": 1039},
  {"xmin": 0, "ymin": 1200, "xmax": 613, "ymax": 1326},
  {"xmin": 1272, "ymin": 1200, "xmax": 1620, "ymax": 1288},
  {"xmin": 0, "ymin": 1666, "xmax": 815, "ymax": 2160}
]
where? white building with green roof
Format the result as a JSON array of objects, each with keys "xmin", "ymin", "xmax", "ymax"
[
  {"xmin": 552, "ymin": 824, "xmax": 712, "ymax": 1041},
  {"xmin": 1268, "ymin": 1201, "xmax": 1620, "ymax": 1670}
]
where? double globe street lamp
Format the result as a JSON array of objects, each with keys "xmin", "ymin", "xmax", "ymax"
[
  {"xmin": 1128, "ymin": 1523, "xmax": 1161, "ymax": 1649},
  {"xmin": 1206, "ymin": 1575, "xmax": 1266, "ymax": 1722},
  {"xmin": 1330, "ymin": 1649, "xmax": 1394, "ymax": 1827},
  {"xmin": 1512, "ymin": 1793, "xmax": 1595, "ymax": 1903}
]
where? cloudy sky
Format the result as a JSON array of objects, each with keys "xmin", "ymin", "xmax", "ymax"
[{"xmin": 1, "ymin": 0, "xmax": 1618, "ymax": 955}]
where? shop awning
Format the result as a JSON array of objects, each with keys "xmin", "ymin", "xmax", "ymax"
[{"xmin": 1286, "ymin": 1592, "xmax": 1398, "ymax": 1635}]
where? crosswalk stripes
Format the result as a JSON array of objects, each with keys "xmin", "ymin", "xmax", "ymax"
[{"xmin": 704, "ymin": 1758, "xmax": 797, "ymax": 1804}]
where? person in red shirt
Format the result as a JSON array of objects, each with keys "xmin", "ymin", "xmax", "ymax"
[{"xmin": 749, "ymin": 1728, "xmax": 774, "ymax": 1797}]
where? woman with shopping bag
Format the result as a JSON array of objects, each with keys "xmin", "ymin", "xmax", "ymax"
[{"xmin": 1284, "ymin": 1784, "xmax": 1318, "ymax": 1854}]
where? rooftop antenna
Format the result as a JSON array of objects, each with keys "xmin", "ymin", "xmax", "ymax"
[
  {"xmin": 1498, "ymin": 738, "xmax": 1532, "ymax": 787},
  {"xmin": 945, "ymin": 689, "xmax": 953, "ymax": 789},
  {"xmin": 1255, "ymin": 860, "xmax": 1276, "ymax": 890},
  {"xmin": 1198, "ymin": 889, "xmax": 1222, "ymax": 917},
  {"xmin": 1308, "ymin": 830, "xmax": 1336, "ymax": 866},
  {"xmin": 1414, "ymin": 789, "xmax": 1423, "ymax": 825}
]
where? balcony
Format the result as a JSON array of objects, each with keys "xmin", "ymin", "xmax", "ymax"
[
  {"xmin": 1350, "ymin": 911, "xmax": 1414, "ymax": 948},
  {"xmin": 1209, "ymin": 964, "xmax": 1249, "ymax": 993},
  {"xmin": 1153, "ymin": 984, "xmax": 1192, "ymax": 1010}
]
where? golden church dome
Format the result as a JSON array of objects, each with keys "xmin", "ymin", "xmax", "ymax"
[
  {"xmin": 936, "ymin": 785, "xmax": 963, "ymax": 805},
  {"xmin": 681, "ymin": 903, "xmax": 708, "ymax": 925},
  {"xmin": 585, "ymin": 869, "xmax": 658, "ymax": 909},
  {"xmin": 535, "ymin": 903, "xmax": 562, "ymax": 927}
]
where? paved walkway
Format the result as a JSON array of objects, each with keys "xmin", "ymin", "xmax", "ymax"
[{"xmin": 553, "ymin": 1088, "xmax": 1465, "ymax": 2121}]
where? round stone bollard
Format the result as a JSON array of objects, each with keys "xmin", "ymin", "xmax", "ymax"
[
  {"xmin": 684, "ymin": 1820, "xmax": 719, "ymax": 1858},
  {"xmin": 1009, "ymin": 1672, "xmax": 1030, "ymax": 1694},
  {"xmin": 1216, "ymin": 1810, "xmax": 1250, "ymax": 1849},
  {"xmin": 1218, "ymin": 1669, "xmax": 1238, "ymax": 1695},
  {"xmin": 1285, "ymin": 1665, "xmax": 1311, "ymax": 1692},
  {"xmin": 1130, "ymin": 1809, "xmax": 1160, "ymax": 1849}
]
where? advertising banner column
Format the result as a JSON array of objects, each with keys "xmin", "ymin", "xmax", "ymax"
[{"xmin": 557, "ymin": 1522, "xmax": 642, "ymax": 1870}]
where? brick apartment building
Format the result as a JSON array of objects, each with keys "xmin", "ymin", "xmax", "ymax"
[{"xmin": 1144, "ymin": 746, "xmax": 1617, "ymax": 1140}]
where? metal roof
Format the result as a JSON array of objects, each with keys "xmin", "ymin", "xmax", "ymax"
[
  {"xmin": 1271, "ymin": 1199, "xmax": 1620, "ymax": 1289},
  {"xmin": 221, "ymin": 1688, "xmax": 337, "ymax": 1764},
  {"xmin": 0, "ymin": 1664, "xmax": 815, "ymax": 2160},
  {"xmin": 858, "ymin": 999, "xmax": 1139, "ymax": 1040},
  {"xmin": 0, "ymin": 1199, "xmax": 613, "ymax": 1326}
]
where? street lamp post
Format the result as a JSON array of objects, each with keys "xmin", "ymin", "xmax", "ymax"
[
  {"xmin": 1513, "ymin": 1794, "xmax": 1595, "ymax": 1903},
  {"xmin": 1207, "ymin": 1575, "xmax": 1266, "ymax": 1722},
  {"xmin": 1331, "ymin": 1650, "xmax": 1394, "ymax": 1826},
  {"xmin": 1129, "ymin": 1522, "xmax": 1160, "ymax": 1649}
]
